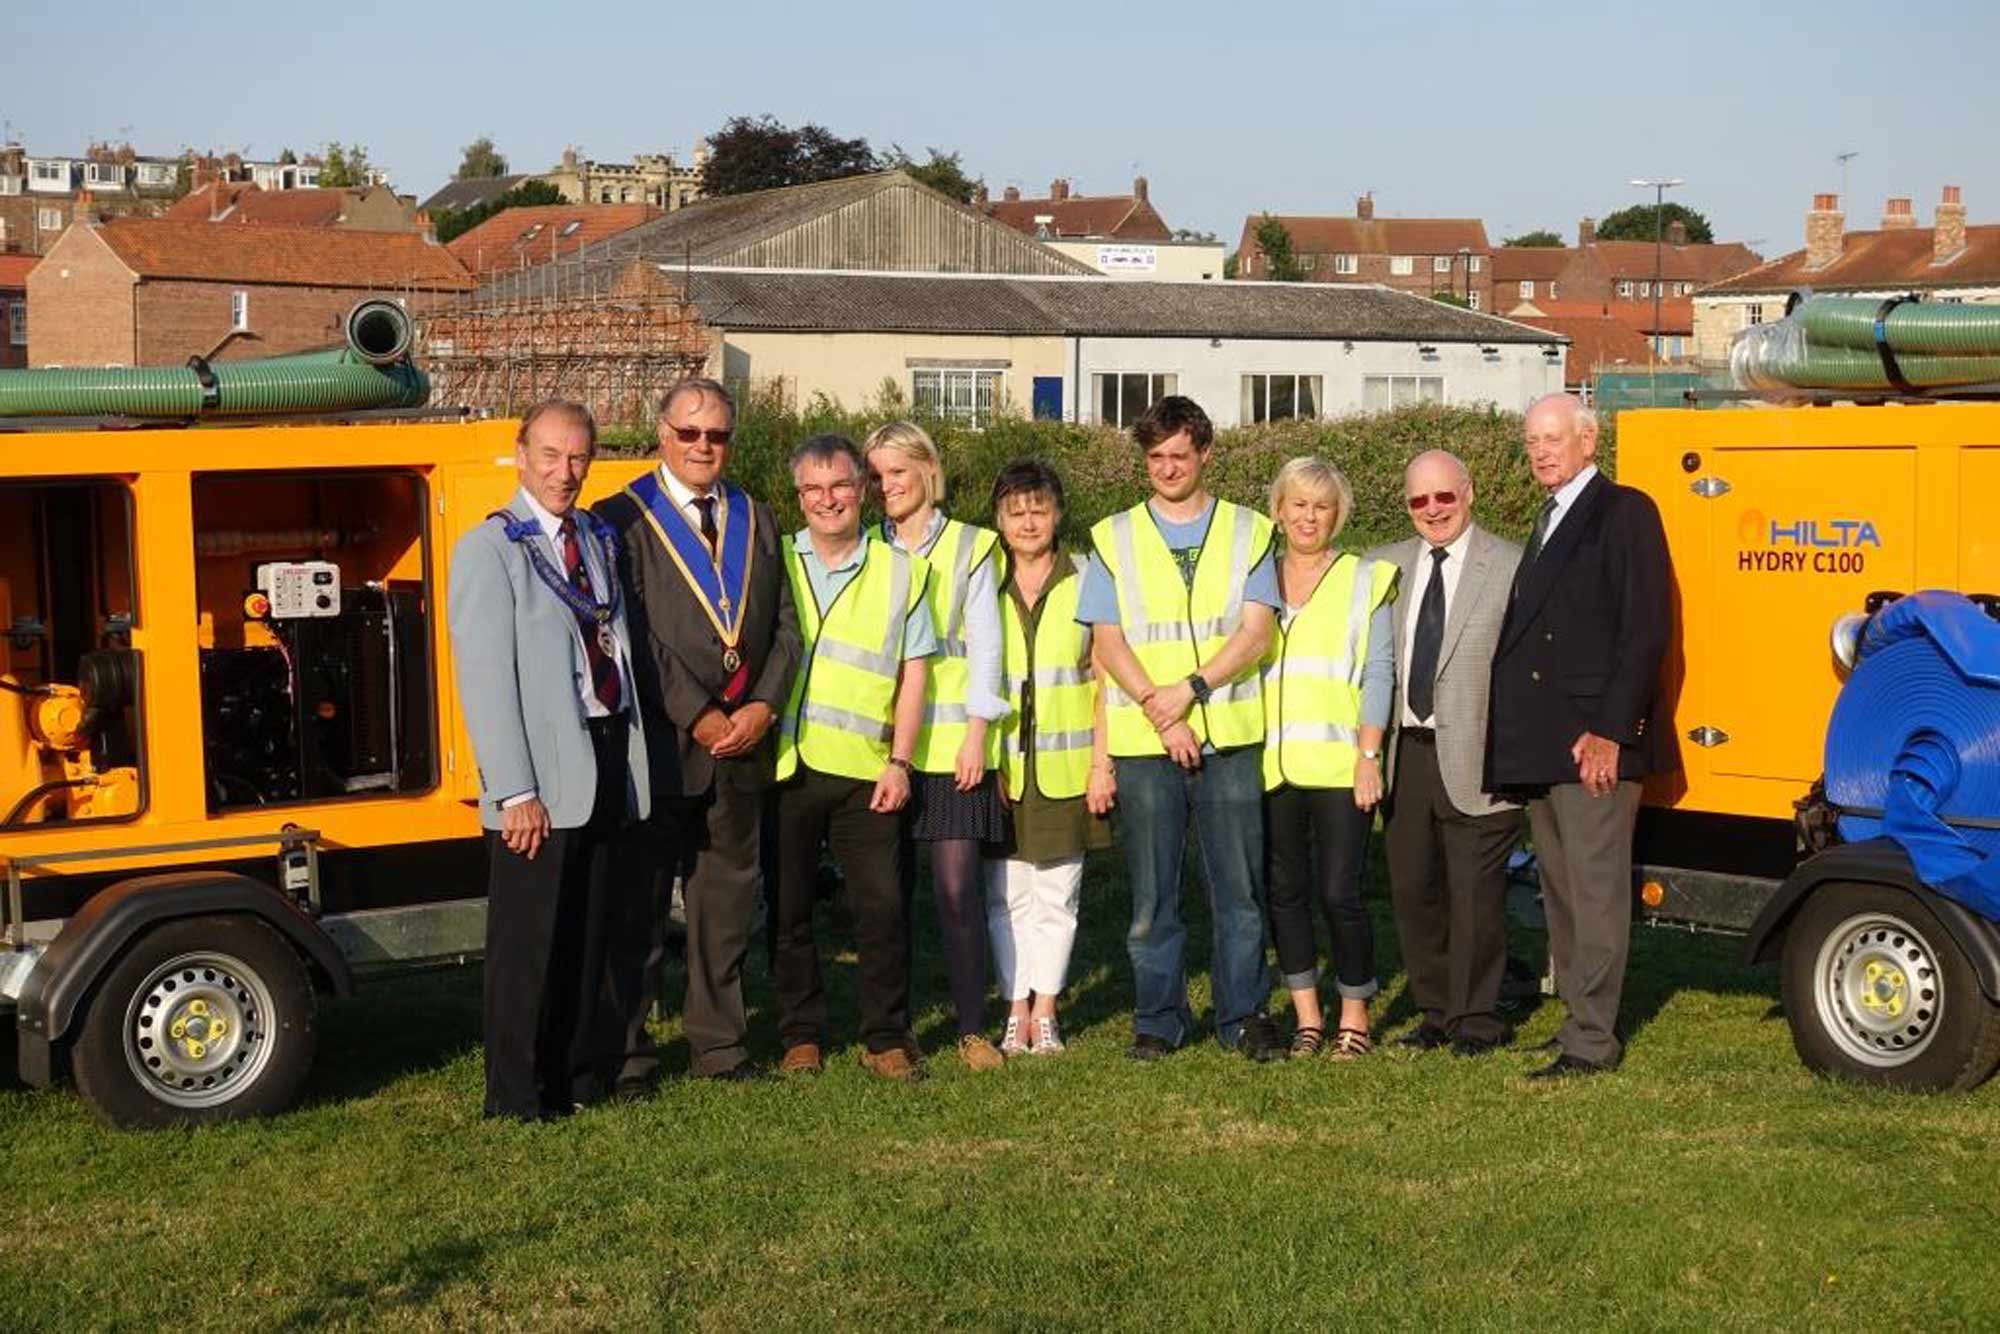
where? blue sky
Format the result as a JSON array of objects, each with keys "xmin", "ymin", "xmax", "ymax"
[{"xmin": 14, "ymin": 0, "xmax": 2000, "ymax": 259}]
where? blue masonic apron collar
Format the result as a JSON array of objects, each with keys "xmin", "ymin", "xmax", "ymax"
[{"xmin": 624, "ymin": 470, "xmax": 756, "ymax": 653}]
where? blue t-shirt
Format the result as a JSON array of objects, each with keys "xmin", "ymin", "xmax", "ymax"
[{"xmin": 1076, "ymin": 497, "xmax": 1278, "ymax": 626}]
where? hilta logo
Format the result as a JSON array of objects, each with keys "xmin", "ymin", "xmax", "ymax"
[
  {"xmin": 1736, "ymin": 510, "xmax": 1881, "ymax": 574},
  {"xmin": 1766, "ymin": 518, "xmax": 1882, "ymax": 548}
]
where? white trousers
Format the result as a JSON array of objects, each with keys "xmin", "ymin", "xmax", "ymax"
[{"xmin": 985, "ymin": 855, "xmax": 1084, "ymax": 1000}]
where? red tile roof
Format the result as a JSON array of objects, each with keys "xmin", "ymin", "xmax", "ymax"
[
  {"xmin": 0, "ymin": 254, "xmax": 38, "ymax": 290},
  {"xmin": 1489, "ymin": 247, "xmax": 1572, "ymax": 282},
  {"xmin": 1240, "ymin": 215, "xmax": 1491, "ymax": 257},
  {"xmin": 1508, "ymin": 312, "xmax": 1655, "ymax": 384},
  {"xmin": 1703, "ymin": 223, "xmax": 2000, "ymax": 294},
  {"xmin": 985, "ymin": 195, "xmax": 1172, "ymax": 242},
  {"xmin": 447, "ymin": 203, "xmax": 664, "ymax": 276},
  {"xmin": 1523, "ymin": 298, "xmax": 1693, "ymax": 335},
  {"xmin": 92, "ymin": 218, "xmax": 474, "ymax": 290},
  {"xmin": 163, "ymin": 182, "xmax": 407, "ymax": 228},
  {"xmin": 1586, "ymin": 239, "xmax": 1761, "ymax": 283}
]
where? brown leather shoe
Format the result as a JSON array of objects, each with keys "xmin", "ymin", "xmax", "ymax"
[
  {"xmin": 958, "ymin": 1034, "xmax": 1005, "ymax": 1072},
  {"xmin": 858, "ymin": 1045, "xmax": 922, "ymax": 1081},
  {"xmin": 779, "ymin": 1043, "xmax": 823, "ymax": 1076}
]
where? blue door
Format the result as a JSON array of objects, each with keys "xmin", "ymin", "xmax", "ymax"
[{"xmin": 1032, "ymin": 377, "xmax": 1063, "ymax": 421}]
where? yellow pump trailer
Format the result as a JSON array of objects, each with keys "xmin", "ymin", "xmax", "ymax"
[
  {"xmin": 1620, "ymin": 399, "xmax": 2000, "ymax": 1090},
  {"xmin": 0, "ymin": 417, "xmax": 647, "ymax": 1125}
]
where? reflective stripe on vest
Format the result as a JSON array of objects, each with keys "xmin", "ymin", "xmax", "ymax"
[
  {"xmin": 1091, "ymin": 499, "xmax": 1274, "ymax": 758},
  {"xmin": 1262, "ymin": 553, "xmax": 1398, "ymax": 791},
  {"xmin": 911, "ymin": 518, "xmax": 1000, "ymax": 774},
  {"xmin": 776, "ymin": 536, "xmax": 925, "ymax": 783},
  {"xmin": 997, "ymin": 560, "xmax": 1095, "ymax": 801}
]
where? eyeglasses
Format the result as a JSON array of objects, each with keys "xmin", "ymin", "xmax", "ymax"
[
  {"xmin": 668, "ymin": 425, "xmax": 733, "ymax": 446},
  {"xmin": 795, "ymin": 480, "xmax": 860, "ymax": 504},
  {"xmin": 1406, "ymin": 490, "xmax": 1460, "ymax": 511}
]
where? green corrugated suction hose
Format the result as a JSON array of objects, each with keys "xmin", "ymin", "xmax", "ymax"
[
  {"xmin": 0, "ymin": 300, "xmax": 430, "ymax": 418},
  {"xmin": 1734, "ymin": 294, "xmax": 2000, "ymax": 392}
]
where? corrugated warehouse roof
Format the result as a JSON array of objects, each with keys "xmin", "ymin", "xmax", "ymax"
[{"xmin": 678, "ymin": 268, "xmax": 1562, "ymax": 344}]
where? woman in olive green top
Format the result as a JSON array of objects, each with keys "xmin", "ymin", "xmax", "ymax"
[{"xmin": 986, "ymin": 460, "xmax": 1115, "ymax": 1056}]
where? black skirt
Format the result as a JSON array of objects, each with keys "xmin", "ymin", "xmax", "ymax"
[{"xmin": 907, "ymin": 770, "xmax": 1008, "ymax": 843}]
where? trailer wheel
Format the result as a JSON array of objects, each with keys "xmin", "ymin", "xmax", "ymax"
[
  {"xmin": 70, "ymin": 914, "xmax": 318, "ymax": 1128},
  {"xmin": 1780, "ymin": 882, "xmax": 2000, "ymax": 1092}
]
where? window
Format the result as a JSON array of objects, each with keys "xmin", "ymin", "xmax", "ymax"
[
  {"xmin": 231, "ymin": 290, "xmax": 250, "ymax": 331},
  {"xmin": 1092, "ymin": 372, "xmax": 1177, "ymax": 427},
  {"xmin": 135, "ymin": 161, "xmax": 176, "ymax": 188},
  {"xmin": 29, "ymin": 159, "xmax": 68, "ymax": 186},
  {"xmin": 7, "ymin": 300, "xmax": 24, "ymax": 346},
  {"xmin": 1298, "ymin": 253, "xmax": 1316, "ymax": 272},
  {"xmin": 1941, "ymin": 295, "xmax": 1966, "ymax": 305},
  {"xmin": 1362, "ymin": 375, "xmax": 1446, "ymax": 411},
  {"xmin": 86, "ymin": 162, "xmax": 126, "ymax": 187},
  {"xmin": 1467, "ymin": 256, "xmax": 1483, "ymax": 273},
  {"xmin": 1637, "ymin": 281, "xmax": 1651, "ymax": 298},
  {"xmin": 1390, "ymin": 255, "xmax": 1415, "ymax": 276},
  {"xmin": 1518, "ymin": 280, "xmax": 1535, "ymax": 300},
  {"xmin": 1746, "ymin": 304, "xmax": 1764, "ymax": 326},
  {"xmin": 37, "ymin": 207, "xmax": 63, "ymax": 232},
  {"xmin": 913, "ymin": 368, "xmax": 1001, "ymax": 427},
  {"xmin": 1617, "ymin": 280, "xmax": 1634, "ymax": 298},
  {"xmin": 1666, "ymin": 335, "xmax": 1685, "ymax": 358},
  {"xmin": 520, "ymin": 223, "xmax": 544, "ymax": 240},
  {"xmin": 1333, "ymin": 253, "xmax": 1357, "ymax": 276},
  {"xmin": 0, "ymin": 176, "xmax": 18, "ymax": 196},
  {"xmin": 1547, "ymin": 282, "xmax": 1557, "ymax": 299},
  {"xmin": 1240, "ymin": 374, "xmax": 1322, "ymax": 424},
  {"xmin": 1468, "ymin": 291, "xmax": 1481, "ymax": 310},
  {"xmin": 559, "ymin": 220, "xmax": 583, "ymax": 237}
]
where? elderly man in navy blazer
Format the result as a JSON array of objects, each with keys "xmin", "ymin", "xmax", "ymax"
[{"xmin": 449, "ymin": 398, "xmax": 651, "ymax": 1121}]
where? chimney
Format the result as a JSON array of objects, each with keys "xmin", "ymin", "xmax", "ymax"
[
  {"xmin": 1666, "ymin": 219, "xmax": 1687, "ymax": 246},
  {"xmin": 1003, "ymin": 185, "xmax": 1020, "ymax": 203},
  {"xmin": 1578, "ymin": 216, "xmax": 1596, "ymax": 246},
  {"xmin": 1356, "ymin": 193, "xmax": 1374, "ymax": 221},
  {"xmin": 1935, "ymin": 185, "xmax": 1967, "ymax": 264},
  {"xmin": 1133, "ymin": 175, "xmax": 1148, "ymax": 204},
  {"xmin": 1882, "ymin": 197, "xmax": 1917, "ymax": 230},
  {"xmin": 1050, "ymin": 178, "xmax": 1070, "ymax": 202},
  {"xmin": 1805, "ymin": 193, "xmax": 1844, "ymax": 270}
]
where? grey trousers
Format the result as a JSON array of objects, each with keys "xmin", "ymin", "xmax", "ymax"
[
  {"xmin": 664, "ymin": 782, "xmax": 767, "ymax": 1076},
  {"xmin": 1526, "ymin": 780, "xmax": 1641, "ymax": 1066}
]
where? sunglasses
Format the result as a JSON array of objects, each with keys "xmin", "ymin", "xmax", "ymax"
[
  {"xmin": 669, "ymin": 425, "xmax": 733, "ymax": 446},
  {"xmin": 1406, "ymin": 490, "xmax": 1459, "ymax": 511}
]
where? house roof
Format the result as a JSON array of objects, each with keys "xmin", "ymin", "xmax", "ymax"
[
  {"xmin": 1241, "ymin": 215, "xmax": 1492, "ymax": 257},
  {"xmin": 448, "ymin": 203, "xmax": 663, "ymax": 275},
  {"xmin": 983, "ymin": 193, "xmax": 1172, "ymax": 242},
  {"xmin": 1506, "ymin": 313, "xmax": 1653, "ymax": 383},
  {"xmin": 419, "ymin": 174, "xmax": 531, "ymax": 214},
  {"xmin": 1516, "ymin": 298, "xmax": 1693, "ymax": 335},
  {"xmin": 0, "ymin": 254, "xmax": 38, "ymax": 290},
  {"xmin": 1489, "ymin": 246, "xmax": 1573, "ymax": 282},
  {"xmin": 1585, "ymin": 239, "xmax": 1761, "ymax": 282},
  {"xmin": 88, "ymin": 218, "xmax": 474, "ymax": 290},
  {"xmin": 1701, "ymin": 224, "xmax": 2000, "ymax": 295},
  {"xmin": 162, "ymin": 183, "xmax": 409, "ymax": 228},
  {"xmin": 673, "ymin": 267, "xmax": 1561, "ymax": 343}
]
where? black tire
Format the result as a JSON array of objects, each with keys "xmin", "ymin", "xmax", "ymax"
[
  {"xmin": 1779, "ymin": 881, "xmax": 2000, "ymax": 1093},
  {"xmin": 70, "ymin": 914, "xmax": 318, "ymax": 1128}
]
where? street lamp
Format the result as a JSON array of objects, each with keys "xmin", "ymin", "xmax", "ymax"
[{"xmin": 1629, "ymin": 177, "xmax": 1684, "ymax": 367}]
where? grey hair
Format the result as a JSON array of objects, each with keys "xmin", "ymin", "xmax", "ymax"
[
  {"xmin": 659, "ymin": 376, "xmax": 737, "ymax": 423},
  {"xmin": 1526, "ymin": 392, "xmax": 1598, "ymax": 435},
  {"xmin": 789, "ymin": 433, "xmax": 865, "ymax": 479}
]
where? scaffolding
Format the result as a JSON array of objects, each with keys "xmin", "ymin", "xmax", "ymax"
[{"xmin": 415, "ymin": 251, "xmax": 713, "ymax": 427}]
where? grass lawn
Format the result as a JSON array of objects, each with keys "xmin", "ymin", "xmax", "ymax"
[{"xmin": 4, "ymin": 849, "xmax": 2000, "ymax": 1330}]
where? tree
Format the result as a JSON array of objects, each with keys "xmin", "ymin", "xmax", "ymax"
[
  {"xmin": 1431, "ymin": 291, "xmax": 1471, "ymax": 308},
  {"xmin": 456, "ymin": 136, "xmax": 509, "ymax": 181},
  {"xmin": 1595, "ymin": 202, "xmax": 1714, "ymax": 245},
  {"xmin": 1253, "ymin": 214, "xmax": 1304, "ymax": 281},
  {"xmin": 883, "ymin": 145, "xmax": 980, "ymax": 203},
  {"xmin": 1223, "ymin": 251, "xmax": 1240, "ymax": 279},
  {"xmin": 1173, "ymin": 228, "xmax": 1219, "ymax": 244},
  {"xmin": 318, "ymin": 142, "xmax": 375, "ymax": 188},
  {"xmin": 700, "ymin": 115, "xmax": 880, "ymax": 196},
  {"xmin": 278, "ymin": 147, "xmax": 298, "ymax": 165},
  {"xmin": 431, "ymin": 178, "xmax": 564, "ymax": 244},
  {"xmin": 1503, "ymin": 229, "xmax": 1564, "ymax": 247}
]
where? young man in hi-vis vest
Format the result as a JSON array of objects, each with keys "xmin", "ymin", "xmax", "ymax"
[
  {"xmin": 1077, "ymin": 396, "xmax": 1288, "ymax": 1063},
  {"xmin": 770, "ymin": 434, "xmax": 937, "ymax": 1082}
]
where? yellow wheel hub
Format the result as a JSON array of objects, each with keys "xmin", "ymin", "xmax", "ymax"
[
  {"xmin": 1858, "ymin": 960, "xmax": 1907, "ymax": 1020},
  {"xmin": 166, "ymin": 997, "xmax": 229, "ymax": 1061}
]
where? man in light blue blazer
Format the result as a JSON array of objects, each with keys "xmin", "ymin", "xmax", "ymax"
[{"xmin": 449, "ymin": 399, "xmax": 651, "ymax": 1121}]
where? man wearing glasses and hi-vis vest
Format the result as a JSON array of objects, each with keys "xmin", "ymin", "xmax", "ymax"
[{"xmin": 1078, "ymin": 396, "xmax": 1288, "ymax": 1063}]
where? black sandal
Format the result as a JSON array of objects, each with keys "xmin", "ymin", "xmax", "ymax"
[
  {"xmin": 1331, "ymin": 1027, "xmax": 1373, "ymax": 1060},
  {"xmin": 1290, "ymin": 1025, "xmax": 1325, "ymax": 1056}
]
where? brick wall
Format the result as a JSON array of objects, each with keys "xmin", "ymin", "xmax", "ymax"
[
  {"xmin": 26, "ymin": 227, "xmax": 135, "ymax": 366},
  {"xmin": 0, "ymin": 285, "xmax": 24, "ymax": 369},
  {"xmin": 134, "ymin": 281, "xmax": 406, "ymax": 363},
  {"xmin": 1241, "ymin": 248, "xmax": 1495, "ymax": 310},
  {"xmin": 0, "ymin": 192, "xmax": 175, "ymax": 257}
]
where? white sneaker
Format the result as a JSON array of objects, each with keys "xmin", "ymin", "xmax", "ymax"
[
  {"xmin": 1031, "ymin": 1017, "xmax": 1065, "ymax": 1055},
  {"xmin": 998, "ymin": 1015, "xmax": 1029, "ymax": 1057}
]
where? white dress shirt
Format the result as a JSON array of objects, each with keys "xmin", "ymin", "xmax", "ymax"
[
  {"xmin": 1399, "ymin": 525, "xmax": 1475, "ymax": 728},
  {"xmin": 517, "ymin": 488, "xmax": 629, "ymax": 721},
  {"xmin": 658, "ymin": 462, "xmax": 720, "ymax": 536},
  {"xmin": 1541, "ymin": 464, "xmax": 1598, "ymax": 544}
]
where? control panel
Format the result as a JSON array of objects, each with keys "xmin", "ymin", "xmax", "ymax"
[{"xmin": 255, "ymin": 561, "xmax": 342, "ymax": 619}]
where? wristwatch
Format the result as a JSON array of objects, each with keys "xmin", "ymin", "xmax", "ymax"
[
  {"xmin": 889, "ymin": 756, "xmax": 914, "ymax": 773},
  {"xmin": 1185, "ymin": 672, "xmax": 1213, "ymax": 705},
  {"xmin": 1360, "ymin": 747, "xmax": 1381, "ymax": 761}
]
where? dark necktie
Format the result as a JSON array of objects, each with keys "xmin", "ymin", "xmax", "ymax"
[
  {"xmin": 1522, "ymin": 496, "xmax": 1559, "ymax": 567},
  {"xmin": 559, "ymin": 516, "xmax": 622, "ymax": 715},
  {"xmin": 1408, "ymin": 545, "xmax": 1448, "ymax": 724},
  {"xmin": 692, "ymin": 495, "xmax": 719, "ymax": 557}
]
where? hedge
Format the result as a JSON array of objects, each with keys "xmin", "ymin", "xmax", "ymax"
[{"xmin": 603, "ymin": 399, "xmax": 1615, "ymax": 555}]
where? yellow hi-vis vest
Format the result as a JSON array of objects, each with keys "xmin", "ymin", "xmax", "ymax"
[
  {"xmin": 1091, "ymin": 499, "xmax": 1274, "ymax": 758},
  {"xmin": 996, "ymin": 558, "xmax": 1095, "ymax": 801},
  {"xmin": 1262, "ymin": 553, "xmax": 1398, "ymax": 791},
  {"xmin": 776, "ymin": 535, "xmax": 930, "ymax": 783},
  {"xmin": 910, "ymin": 517, "xmax": 1002, "ymax": 774}
]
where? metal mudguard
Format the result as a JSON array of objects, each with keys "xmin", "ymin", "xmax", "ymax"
[
  {"xmin": 13, "ymin": 870, "xmax": 352, "ymax": 1087},
  {"xmin": 1743, "ymin": 838, "xmax": 2000, "ymax": 1000}
]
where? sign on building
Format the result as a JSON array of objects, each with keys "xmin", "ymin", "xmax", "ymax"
[{"xmin": 1096, "ymin": 245, "xmax": 1158, "ymax": 273}]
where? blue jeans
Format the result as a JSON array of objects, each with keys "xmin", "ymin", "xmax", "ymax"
[{"xmin": 1116, "ymin": 746, "xmax": 1270, "ymax": 1047}]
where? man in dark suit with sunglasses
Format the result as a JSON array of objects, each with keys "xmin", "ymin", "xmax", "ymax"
[
  {"xmin": 1487, "ymin": 393, "xmax": 1677, "ymax": 1081},
  {"xmin": 595, "ymin": 378, "xmax": 801, "ymax": 1086}
]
